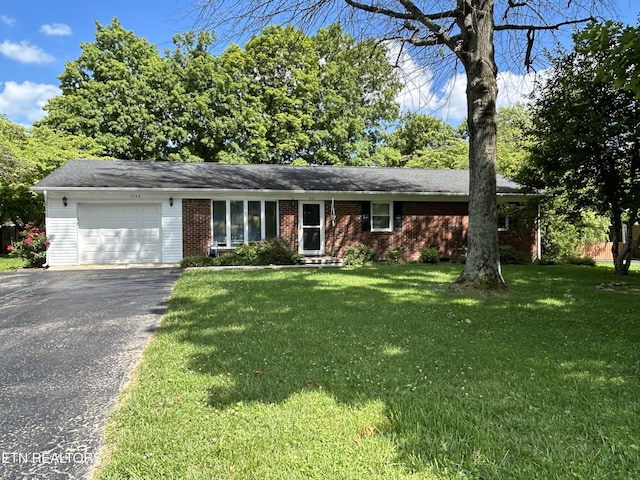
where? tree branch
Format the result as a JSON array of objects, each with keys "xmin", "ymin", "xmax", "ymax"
[
  {"xmin": 495, "ymin": 16, "xmax": 595, "ymax": 31},
  {"xmin": 345, "ymin": 0, "xmax": 457, "ymax": 22},
  {"xmin": 503, "ymin": 0, "xmax": 531, "ymax": 20},
  {"xmin": 345, "ymin": 0, "xmax": 459, "ymax": 49},
  {"xmin": 344, "ymin": 0, "xmax": 414, "ymax": 20},
  {"xmin": 396, "ymin": 0, "xmax": 457, "ymax": 49}
]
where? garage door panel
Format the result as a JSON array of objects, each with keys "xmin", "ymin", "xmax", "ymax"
[{"xmin": 78, "ymin": 204, "xmax": 161, "ymax": 264}]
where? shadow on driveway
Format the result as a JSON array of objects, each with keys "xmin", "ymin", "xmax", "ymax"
[{"xmin": 0, "ymin": 267, "xmax": 182, "ymax": 480}]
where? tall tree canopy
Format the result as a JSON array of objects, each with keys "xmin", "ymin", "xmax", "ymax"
[
  {"xmin": 584, "ymin": 19, "xmax": 640, "ymax": 97},
  {"xmin": 41, "ymin": 19, "xmax": 180, "ymax": 161},
  {"xmin": 41, "ymin": 19, "xmax": 401, "ymax": 165},
  {"xmin": 386, "ymin": 112, "xmax": 469, "ymax": 168},
  {"xmin": 0, "ymin": 116, "xmax": 102, "ymax": 225},
  {"xmin": 193, "ymin": 0, "xmax": 603, "ymax": 289},
  {"xmin": 524, "ymin": 27, "xmax": 640, "ymax": 275}
]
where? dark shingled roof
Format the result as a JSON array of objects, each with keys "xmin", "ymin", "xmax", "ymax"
[{"xmin": 33, "ymin": 159, "xmax": 530, "ymax": 196}]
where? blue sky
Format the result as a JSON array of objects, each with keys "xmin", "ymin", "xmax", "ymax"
[{"xmin": 0, "ymin": 0, "xmax": 637, "ymax": 126}]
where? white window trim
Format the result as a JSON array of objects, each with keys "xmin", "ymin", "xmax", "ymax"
[
  {"xmin": 371, "ymin": 202, "xmax": 393, "ymax": 232},
  {"xmin": 498, "ymin": 214, "xmax": 510, "ymax": 232},
  {"xmin": 212, "ymin": 200, "xmax": 279, "ymax": 248}
]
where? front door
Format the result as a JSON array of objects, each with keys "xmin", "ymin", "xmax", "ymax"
[{"xmin": 299, "ymin": 202, "xmax": 325, "ymax": 255}]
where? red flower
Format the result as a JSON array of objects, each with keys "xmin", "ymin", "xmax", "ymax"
[
  {"xmin": 24, "ymin": 237, "xmax": 33, "ymax": 245},
  {"xmin": 6, "ymin": 245, "xmax": 12, "ymax": 252},
  {"xmin": 44, "ymin": 241, "xmax": 50, "ymax": 247}
]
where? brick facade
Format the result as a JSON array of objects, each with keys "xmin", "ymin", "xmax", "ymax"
[
  {"xmin": 325, "ymin": 201, "xmax": 470, "ymax": 261},
  {"xmin": 278, "ymin": 200, "xmax": 298, "ymax": 251},
  {"xmin": 181, "ymin": 198, "xmax": 538, "ymax": 262},
  {"xmin": 182, "ymin": 199, "xmax": 211, "ymax": 257},
  {"xmin": 497, "ymin": 205, "xmax": 539, "ymax": 261}
]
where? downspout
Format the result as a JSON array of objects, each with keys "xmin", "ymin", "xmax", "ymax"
[
  {"xmin": 43, "ymin": 190, "xmax": 49, "ymax": 267},
  {"xmin": 330, "ymin": 198, "xmax": 336, "ymax": 257}
]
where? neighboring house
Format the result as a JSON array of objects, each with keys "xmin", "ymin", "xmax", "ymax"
[{"xmin": 32, "ymin": 159, "xmax": 541, "ymax": 266}]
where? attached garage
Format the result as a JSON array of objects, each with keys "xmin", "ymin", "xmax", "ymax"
[{"xmin": 77, "ymin": 204, "xmax": 162, "ymax": 264}]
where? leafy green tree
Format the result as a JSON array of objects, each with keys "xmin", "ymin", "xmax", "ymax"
[
  {"xmin": 212, "ymin": 24, "xmax": 401, "ymax": 165},
  {"xmin": 309, "ymin": 24, "xmax": 401, "ymax": 165},
  {"xmin": 42, "ymin": 20, "xmax": 400, "ymax": 164},
  {"xmin": 387, "ymin": 113, "xmax": 467, "ymax": 168},
  {"xmin": 583, "ymin": 19, "xmax": 640, "ymax": 97},
  {"xmin": 165, "ymin": 31, "xmax": 245, "ymax": 162},
  {"xmin": 524, "ymin": 29, "xmax": 640, "ymax": 275},
  {"xmin": 387, "ymin": 107, "xmax": 531, "ymax": 174},
  {"xmin": 41, "ymin": 18, "xmax": 182, "ymax": 161},
  {"xmin": 0, "ymin": 115, "xmax": 103, "ymax": 225},
  {"xmin": 495, "ymin": 105, "xmax": 533, "ymax": 180}
]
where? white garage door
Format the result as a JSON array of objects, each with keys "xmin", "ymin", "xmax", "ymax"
[{"xmin": 78, "ymin": 204, "xmax": 162, "ymax": 264}]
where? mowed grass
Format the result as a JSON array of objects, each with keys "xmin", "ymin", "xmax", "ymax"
[
  {"xmin": 97, "ymin": 264, "xmax": 640, "ymax": 480},
  {"xmin": 0, "ymin": 255, "xmax": 25, "ymax": 271}
]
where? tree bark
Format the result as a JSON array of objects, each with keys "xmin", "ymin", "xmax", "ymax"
[{"xmin": 456, "ymin": 0, "xmax": 505, "ymax": 289}]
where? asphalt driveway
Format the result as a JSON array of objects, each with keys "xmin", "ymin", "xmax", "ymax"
[{"xmin": 0, "ymin": 267, "xmax": 182, "ymax": 480}]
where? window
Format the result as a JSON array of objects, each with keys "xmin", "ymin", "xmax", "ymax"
[
  {"xmin": 212, "ymin": 200, "xmax": 279, "ymax": 248},
  {"xmin": 212, "ymin": 201, "xmax": 226, "ymax": 243},
  {"xmin": 497, "ymin": 213, "xmax": 509, "ymax": 231},
  {"xmin": 498, "ymin": 203, "xmax": 521, "ymax": 231},
  {"xmin": 230, "ymin": 200, "xmax": 244, "ymax": 245},
  {"xmin": 371, "ymin": 202, "xmax": 392, "ymax": 231}
]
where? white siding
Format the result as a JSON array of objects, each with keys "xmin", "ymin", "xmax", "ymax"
[
  {"xmin": 46, "ymin": 194, "xmax": 79, "ymax": 266},
  {"xmin": 162, "ymin": 198, "xmax": 183, "ymax": 263},
  {"xmin": 44, "ymin": 194, "xmax": 184, "ymax": 266}
]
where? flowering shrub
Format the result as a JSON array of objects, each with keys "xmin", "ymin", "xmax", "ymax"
[{"xmin": 7, "ymin": 224, "xmax": 51, "ymax": 268}]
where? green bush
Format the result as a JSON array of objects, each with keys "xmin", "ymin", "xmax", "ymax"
[
  {"xmin": 255, "ymin": 238, "xmax": 302, "ymax": 265},
  {"xmin": 564, "ymin": 255, "xmax": 596, "ymax": 267},
  {"xmin": 180, "ymin": 256, "xmax": 219, "ymax": 268},
  {"xmin": 234, "ymin": 243, "xmax": 259, "ymax": 263},
  {"xmin": 534, "ymin": 255, "xmax": 596, "ymax": 267},
  {"xmin": 499, "ymin": 245, "xmax": 532, "ymax": 265},
  {"xmin": 420, "ymin": 247, "xmax": 440, "ymax": 264},
  {"xmin": 180, "ymin": 239, "xmax": 301, "ymax": 268},
  {"xmin": 343, "ymin": 243, "xmax": 377, "ymax": 266},
  {"xmin": 386, "ymin": 247, "xmax": 407, "ymax": 265}
]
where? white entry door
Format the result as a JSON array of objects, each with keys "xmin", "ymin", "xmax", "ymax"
[{"xmin": 299, "ymin": 202, "xmax": 324, "ymax": 255}]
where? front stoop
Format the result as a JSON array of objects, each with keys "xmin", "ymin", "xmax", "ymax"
[{"xmin": 302, "ymin": 256, "xmax": 343, "ymax": 266}]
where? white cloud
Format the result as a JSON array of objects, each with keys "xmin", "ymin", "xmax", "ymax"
[
  {"xmin": 0, "ymin": 81, "xmax": 60, "ymax": 123},
  {"xmin": 1, "ymin": 15, "xmax": 16, "ymax": 26},
  {"xmin": 496, "ymin": 71, "xmax": 541, "ymax": 108},
  {"xmin": 389, "ymin": 41, "xmax": 543, "ymax": 123},
  {"xmin": 40, "ymin": 23, "xmax": 72, "ymax": 36},
  {"xmin": 0, "ymin": 40, "xmax": 54, "ymax": 64}
]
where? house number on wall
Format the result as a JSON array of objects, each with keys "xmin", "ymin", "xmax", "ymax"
[{"xmin": 129, "ymin": 194, "xmax": 141, "ymax": 198}]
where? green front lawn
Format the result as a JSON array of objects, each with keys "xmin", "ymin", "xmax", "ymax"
[
  {"xmin": 97, "ymin": 264, "xmax": 640, "ymax": 479},
  {"xmin": 0, "ymin": 255, "xmax": 26, "ymax": 271}
]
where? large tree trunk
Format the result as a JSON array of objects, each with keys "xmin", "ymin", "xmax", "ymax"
[
  {"xmin": 612, "ymin": 214, "xmax": 637, "ymax": 276},
  {"xmin": 456, "ymin": 0, "xmax": 505, "ymax": 289}
]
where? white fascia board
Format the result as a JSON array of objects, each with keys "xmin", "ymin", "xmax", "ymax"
[{"xmin": 34, "ymin": 186, "xmax": 539, "ymax": 202}]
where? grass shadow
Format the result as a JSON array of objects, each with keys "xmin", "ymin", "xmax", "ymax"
[{"xmin": 105, "ymin": 264, "xmax": 640, "ymax": 479}]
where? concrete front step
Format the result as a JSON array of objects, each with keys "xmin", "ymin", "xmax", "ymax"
[{"xmin": 302, "ymin": 256, "xmax": 343, "ymax": 266}]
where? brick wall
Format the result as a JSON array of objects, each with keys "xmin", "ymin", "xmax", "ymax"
[
  {"xmin": 326, "ymin": 201, "xmax": 470, "ymax": 261},
  {"xmin": 498, "ymin": 205, "xmax": 539, "ymax": 261},
  {"xmin": 180, "ymin": 198, "xmax": 538, "ymax": 262},
  {"xmin": 182, "ymin": 199, "xmax": 211, "ymax": 257},
  {"xmin": 279, "ymin": 200, "xmax": 298, "ymax": 251}
]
